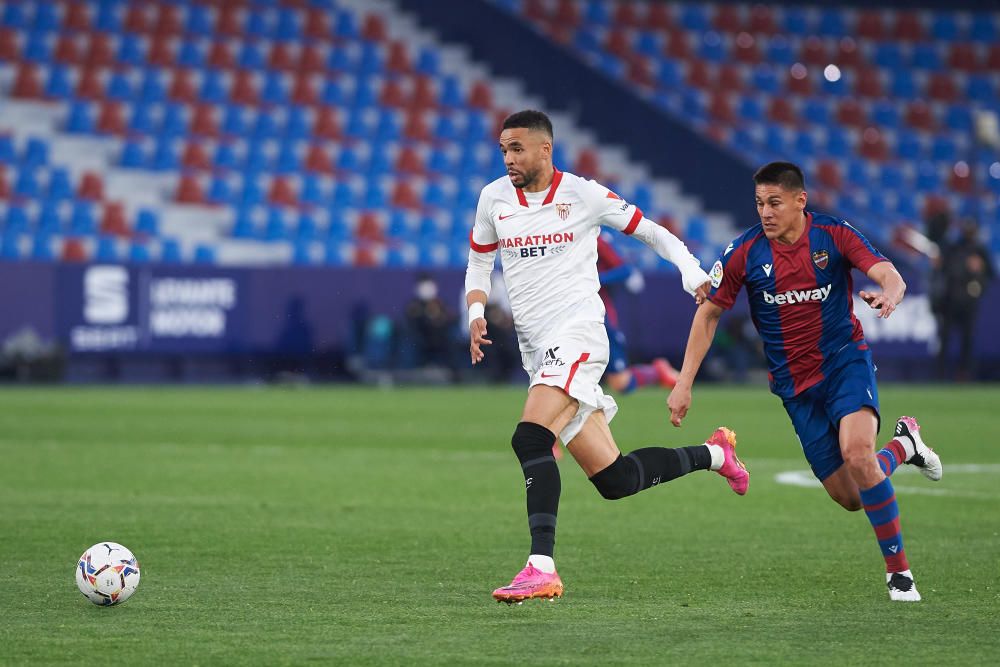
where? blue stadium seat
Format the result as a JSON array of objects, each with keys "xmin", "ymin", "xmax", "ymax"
[
  {"xmin": 135, "ymin": 209, "xmax": 159, "ymax": 237},
  {"xmin": 438, "ymin": 76, "xmax": 464, "ymax": 108},
  {"xmin": 464, "ymin": 111, "xmax": 490, "ymax": 143},
  {"xmin": 327, "ymin": 44, "xmax": 354, "ymax": 72},
  {"xmin": 333, "ymin": 180, "xmax": 356, "ymax": 207},
  {"xmin": 117, "ymin": 34, "xmax": 144, "ymax": 66},
  {"xmin": 31, "ymin": 234, "xmax": 53, "ymax": 260},
  {"xmin": 177, "ymin": 39, "xmax": 205, "ymax": 68},
  {"xmin": 823, "ymin": 127, "xmax": 851, "ymax": 158},
  {"xmin": 95, "ymin": 236, "xmax": 119, "ymax": 262},
  {"xmin": 816, "ymin": 8, "xmax": 847, "ymax": 36},
  {"xmin": 943, "ymin": 104, "xmax": 972, "ymax": 132},
  {"xmin": 364, "ymin": 181, "xmax": 387, "ymax": 208},
  {"xmin": 160, "ymin": 238, "xmax": 183, "ymax": 263},
  {"xmin": 221, "ymin": 104, "xmax": 247, "ymax": 136},
  {"xmin": 199, "ymin": 70, "xmax": 226, "ymax": 103},
  {"xmin": 782, "ymin": 8, "xmax": 810, "ymax": 34},
  {"xmin": 70, "ymin": 202, "xmax": 96, "ymax": 235},
  {"xmin": 966, "ymin": 75, "xmax": 994, "ymax": 103},
  {"xmin": 46, "ymin": 167, "xmax": 72, "ymax": 201},
  {"xmin": 44, "ymin": 65, "xmax": 72, "ymax": 98},
  {"xmin": 915, "ymin": 161, "xmax": 942, "ymax": 191},
  {"xmin": 240, "ymin": 175, "xmax": 264, "ymax": 206},
  {"xmin": 1, "ymin": 231, "xmax": 22, "ymax": 259},
  {"xmin": 23, "ymin": 30, "xmax": 51, "ymax": 62},
  {"xmin": 679, "ymin": 4, "xmax": 710, "ymax": 31},
  {"xmin": 292, "ymin": 240, "xmax": 313, "ymax": 265},
  {"xmin": 870, "ymin": 101, "xmax": 901, "ymax": 130},
  {"xmin": 889, "ymin": 70, "xmax": 918, "ymax": 99},
  {"xmin": 930, "ymin": 135, "xmax": 958, "ymax": 162},
  {"xmin": 634, "ymin": 31, "xmax": 661, "ymax": 58},
  {"xmin": 0, "ymin": 136, "xmax": 14, "ymax": 163},
  {"xmin": 23, "ymin": 137, "xmax": 49, "ymax": 166},
  {"xmin": 427, "ymin": 146, "xmax": 454, "ymax": 174},
  {"xmin": 895, "ymin": 129, "xmax": 924, "ymax": 160},
  {"xmin": 656, "ymin": 60, "xmax": 682, "ymax": 89},
  {"xmin": 4, "ymin": 204, "xmax": 29, "ymax": 234},
  {"xmin": 150, "ymin": 137, "xmax": 179, "ymax": 171},
  {"xmin": 106, "ymin": 71, "xmax": 132, "ymax": 101},
  {"xmin": 193, "ymin": 244, "xmax": 216, "ymax": 264},
  {"xmin": 261, "ymin": 72, "xmax": 289, "ymax": 105},
  {"xmin": 94, "ymin": 1, "xmax": 121, "ymax": 32},
  {"xmin": 793, "ymin": 129, "xmax": 818, "ymax": 157},
  {"xmin": 36, "ymin": 202, "xmax": 61, "ymax": 234},
  {"xmin": 186, "ymin": 4, "xmax": 213, "ymax": 35},
  {"xmin": 265, "ymin": 207, "xmax": 287, "ymax": 240},
  {"xmin": 843, "ymin": 157, "xmax": 871, "ymax": 188},
  {"xmin": 139, "ymin": 67, "xmax": 166, "ymax": 103},
  {"xmin": 930, "ymin": 13, "xmax": 960, "ymax": 41},
  {"xmin": 766, "ymin": 36, "xmax": 795, "ymax": 65},
  {"xmin": 128, "ymin": 103, "xmax": 155, "ymax": 135},
  {"xmin": 31, "ymin": 2, "xmax": 58, "ymax": 31},
  {"xmin": 238, "ymin": 42, "xmax": 265, "ymax": 70},
  {"xmin": 300, "ymin": 174, "xmax": 323, "ymax": 206},
  {"xmin": 751, "ymin": 65, "xmax": 779, "ymax": 94},
  {"xmin": 358, "ymin": 42, "xmax": 384, "ymax": 76},
  {"xmin": 583, "ymin": 0, "xmax": 610, "ymax": 25},
  {"xmin": 333, "ymin": 10, "xmax": 359, "ymax": 39},
  {"xmin": 128, "ymin": 243, "xmax": 151, "ymax": 263},
  {"xmin": 415, "ymin": 46, "xmax": 440, "ymax": 76},
  {"xmin": 212, "ymin": 142, "xmax": 237, "ymax": 170},
  {"xmin": 231, "ymin": 207, "xmax": 256, "ymax": 238},
  {"xmin": 274, "ymin": 141, "xmax": 300, "ymax": 173},
  {"xmin": 207, "ymin": 175, "xmax": 234, "ymax": 204},
  {"xmin": 14, "ymin": 167, "xmax": 40, "ymax": 198},
  {"xmin": 969, "ymin": 14, "xmax": 997, "ymax": 42},
  {"xmin": 911, "ymin": 43, "xmax": 943, "ymax": 70},
  {"xmin": 801, "ymin": 97, "xmax": 831, "ymax": 125},
  {"xmin": 275, "ymin": 8, "xmax": 301, "ymax": 39},
  {"xmin": 296, "ymin": 213, "xmax": 318, "ymax": 241},
  {"xmin": 1, "ymin": 3, "xmax": 27, "ymax": 28},
  {"xmin": 698, "ymin": 32, "xmax": 727, "ymax": 62},
  {"xmin": 66, "ymin": 100, "xmax": 95, "ymax": 134}
]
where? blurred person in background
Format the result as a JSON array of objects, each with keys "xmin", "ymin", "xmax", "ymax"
[
  {"xmin": 937, "ymin": 220, "xmax": 995, "ymax": 381},
  {"xmin": 403, "ymin": 273, "xmax": 457, "ymax": 371}
]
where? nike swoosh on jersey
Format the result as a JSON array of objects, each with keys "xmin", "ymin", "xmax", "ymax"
[
  {"xmin": 540, "ymin": 372, "xmax": 560, "ymax": 378},
  {"xmin": 498, "ymin": 213, "xmax": 518, "ymax": 220}
]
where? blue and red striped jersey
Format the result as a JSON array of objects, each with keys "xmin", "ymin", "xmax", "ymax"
[
  {"xmin": 596, "ymin": 232, "xmax": 626, "ymax": 327},
  {"xmin": 707, "ymin": 212, "xmax": 887, "ymax": 398}
]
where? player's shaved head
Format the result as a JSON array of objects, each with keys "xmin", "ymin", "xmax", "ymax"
[
  {"xmin": 753, "ymin": 161, "xmax": 805, "ymax": 192},
  {"xmin": 502, "ymin": 110, "xmax": 553, "ymax": 140}
]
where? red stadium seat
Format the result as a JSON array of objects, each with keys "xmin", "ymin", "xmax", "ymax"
[
  {"xmin": 54, "ymin": 34, "xmax": 80, "ymax": 64},
  {"xmin": 290, "ymin": 75, "xmax": 318, "ymax": 106},
  {"xmin": 298, "ymin": 44, "xmax": 325, "ymax": 73},
  {"xmin": 855, "ymin": 11, "xmax": 886, "ymax": 40},
  {"xmin": 467, "ymin": 81, "xmax": 493, "ymax": 109},
  {"xmin": 379, "ymin": 79, "xmax": 406, "ymax": 107},
  {"xmin": 362, "ymin": 13, "xmax": 387, "ymax": 41},
  {"xmin": 147, "ymin": 36, "xmax": 176, "ymax": 67},
  {"xmin": 176, "ymin": 174, "xmax": 205, "ymax": 203},
  {"xmin": 816, "ymin": 160, "xmax": 842, "ymax": 189},
  {"xmin": 767, "ymin": 97, "xmax": 796, "ymax": 124},
  {"xmin": 313, "ymin": 108, "xmax": 340, "ymax": 139},
  {"xmin": 154, "ymin": 3, "xmax": 184, "ymax": 36},
  {"xmin": 304, "ymin": 145, "xmax": 333, "ymax": 173},
  {"xmin": 927, "ymin": 73, "xmax": 959, "ymax": 102},
  {"xmin": 269, "ymin": 177, "xmax": 298, "ymax": 206},
  {"xmin": 859, "ymin": 127, "xmax": 888, "ymax": 161},
  {"xmin": 64, "ymin": 2, "xmax": 91, "ymax": 31},
  {"xmin": 269, "ymin": 43, "xmax": 295, "ymax": 70},
  {"xmin": 0, "ymin": 28, "xmax": 17, "ymax": 61},
  {"xmin": 395, "ymin": 145, "xmax": 424, "ymax": 173},
  {"xmin": 747, "ymin": 5, "xmax": 777, "ymax": 34},
  {"xmin": 523, "ymin": 0, "xmax": 548, "ymax": 22},
  {"xmin": 800, "ymin": 36, "xmax": 828, "ymax": 66},
  {"xmin": 604, "ymin": 29, "xmax": 631, "ymax": 58},
  {"xmin": 836, "ymin": 99, "xmax": 868, "ymax": 127},
  {"xmin": 835, "ymin": 38, "xmax": 865, "ymax": 69},
  {"xmin": 554, "ymin": 0, "xmax": 581, "ymax": 27},
  {"xmin": 356, "ymin": 212, "xmax": 386, "ymax": 242},
  {"xmin": 732, "ymin": 32, "xmax": 761, "ymax": 64},
  {"xmin": 574, "ymin": 149, "xmax": 600, "ymax": 180},
  {"xmin": 353, "ymin": 246, "xmax": 379, "ymax": 267},
  {"xmin": 987, "ymin": 44, "xmax": 1000, "ymax": 70},
  {"xmin": 391, "ymin": 179, "xmax": 420, "ymax": 209},
  {"xmin": 905, "ymin": 101, "xmax": 937, "ymax": 130},
  {"xmin": 923, "ymin": 194, "xmax": 949, "ymax": 218},
  {"xmin": 410, "ymin": 76, "xmax": 437, "ymax": 109},
  {"xmin": 892, "ymin": 12, "xmax": 924, "ymax": 41},
  {"xmin": 84, "ymin": 34, "xmax": 115, "ymax": 67},
  {"xmin": 854, "ymin": 69, "xmax": 883, "ymax": 98},
  {"xmin": 948, "ymin": 43, "xmax": 981, "ymax": 71},
  {"xmin": 664, "ymin": 29, "xmax": 690, "ymax": 59},
  {"xmin": 713, "ymin": 5, "xmax": 742, "ymax": 33},
  {"xmin": 78, "ymin": 172, "xmax": 105, "ymax": 200},
  {"xmin": 626, "ymin": 54, "xmax": 654, "ymax": 88},
  {"xmin": 230, "ymin": 71, "xmax": 258, "ymax": 105},
  {"xmin": 709, "ymin": 92, "xmax": 735, "ymax": 122},
  {"xmin": 949, "ymin": 165, "xmax": 973, "ymax": 193},
  {"xmin": 76, "ymin": 68, "xmax": 105, "ymax": 100},
  {"xmin": 0, "ymin": 166, "xmax": 9, "ymax": 199},
  {"xmin": 97, "ymin": 101, "xmax": 126, "ymax": 134},
  {"xmin": 11, "ymin": 63, "xmax": 42, "ymax": 99},
  {"xmin": 716, "ymin": 63, "xmax": 744, "ymax": 91},
  {"xmin": 190, "ymin": 104, "xmax": 219, "ymax": 136},
  {"xmin": 647, "ymin": 4, "xmax": 673, "ymax": 30},
  {"xmin": 181, "ymin": 141, "xmax": 211, "ymax": 170},
  {"xmin": 208, "ymin": 41, "xmax": 235, "ymax": 69},
  {"xmin": 169, "ymin": 69, "xmax": 196, "ymax": 103},
  {"xmin": 216, "ymin": 7, "xmax": 242, "ymax": 37},
  {"xmin": 100, "ymin": 202, "xmax": 129, "ymax": 236},
  {"xmin": 124, "ymin": 4, "xmax": 149, "ymax": 32},
  {"xmin": 61, "ymin": 238, "xmax": 88, "ymax": 262},
  {"xmin": 686, "ymin": 60, "xmax": 712, "ymax": 88},
  {"xmin": 614, "ymin": 2, "xmax": 641, "ymax": 27},
  {"xmin": 303, "ymin": 8, "xmax": 330, "ymax": 39},
  {"xmin": 402, "ymin": 112, "xmax": 430, "ymax": 142},
  {"xmin": 387, "ymin": 41, "xmax": 411, "ymax": 73},
  {"xmin": 785, "ymin": 69, "xmax": 813, "ymax": 95}
]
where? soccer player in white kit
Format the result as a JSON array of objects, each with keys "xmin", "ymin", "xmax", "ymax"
[{"xmin": 466, "ymin": 111, "xmax": 751, "ymax": 603}]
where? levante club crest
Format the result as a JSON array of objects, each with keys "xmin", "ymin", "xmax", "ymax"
[
  {"xmin": 555, "ymin": 203, "xmax": 571, "ymax": 220},
  {"xmin": 812, "ymin": 250, "xmax": 829, "ymax": 269}
]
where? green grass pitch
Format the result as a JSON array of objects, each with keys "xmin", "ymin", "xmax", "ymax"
[{"xmin": 1, "ymin": 385, "xmax": 998, "ymax": 665}]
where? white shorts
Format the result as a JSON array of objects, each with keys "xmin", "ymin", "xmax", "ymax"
[{"xmin": 521, "ymin": 319, "xmax": 618, "ymax": 445}]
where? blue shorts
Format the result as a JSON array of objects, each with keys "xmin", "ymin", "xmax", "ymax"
[
  {"xmin": 606, "ymin": 320, "xmax": 628, "ymax": 373},
  {"xmin": 781, "ymin": 354, "xmax": 881, "ymax": 481}
]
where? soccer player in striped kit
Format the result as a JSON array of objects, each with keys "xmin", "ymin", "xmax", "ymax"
[
  {"xmin": 466, "ymin": 110, "xmax": 750, "ymax": 603},
  {"xmin": 668, "ymin": 161, "xmax": 942, "ymax": 602}
]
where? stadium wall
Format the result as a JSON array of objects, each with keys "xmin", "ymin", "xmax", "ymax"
[{"xmin": 2, "ymin": 263, "xmax": 998, "ymax": 381}]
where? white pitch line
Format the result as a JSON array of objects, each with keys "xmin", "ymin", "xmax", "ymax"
[{"xmin": 774, "ymin": 468, "xmax": 1000, "ymax": 500}]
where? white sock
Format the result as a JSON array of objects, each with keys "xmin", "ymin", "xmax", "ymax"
[
  {"xmin": 528, "ymin": 555, "xmax": 555, "ymax": 573},
  {"xmin": 894, "ymin": 436, "xmax": 916, "ymax": 461},
  {"xmin": 707, "ymin": 444, "xmax": 724, "ymax": 471}
]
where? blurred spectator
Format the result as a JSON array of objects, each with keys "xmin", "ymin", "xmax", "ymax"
[
  {"xmin": 936, "ymin": 220, "xmax": 995, "ymax": 381},
  {"xmin": 403, "ymin": 273, "xmax": 456, "ymax": 370}
]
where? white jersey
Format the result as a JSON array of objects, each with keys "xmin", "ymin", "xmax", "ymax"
[{"xmin": 466, "ymin": 169, "xmax": 702, "ymax": 354}]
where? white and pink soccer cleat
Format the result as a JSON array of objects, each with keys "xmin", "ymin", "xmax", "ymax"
[
  {"xmin": 492, "ymin": 562, "xmax": 564, "ymax": 604},
  {"xmin": 707, "ymin": 426, "xmax": 749, "ymax": 495},
  {"xmin": 652, "ymin": 358, "xmax": 679, "ymax": 389},
  {"xmin": 894, "ymin": 416, "xmax": 942, "ymax": 481}
]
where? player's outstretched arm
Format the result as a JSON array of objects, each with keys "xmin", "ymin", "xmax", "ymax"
[
  {"xmin": 859, "ymin": 262, "xmax": 906, "ymax": 319},
  {"xmin": 668, "ymin": 301, "xmax": 724, "ymax": 426},
  {"xmin": 466, "ymin": 290, "xmax": 491, "ymax": 364},
  {"xmin": 628, "ymin": 219, "xmax": 710, "ymax": 302}
]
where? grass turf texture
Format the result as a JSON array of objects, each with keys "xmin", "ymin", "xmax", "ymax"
[{"xmin": 1, "ymin": 385, "xmax": 998, "ymax": 665}]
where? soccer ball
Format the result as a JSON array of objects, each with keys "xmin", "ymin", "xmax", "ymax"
[{"xmin": 75, "ymin": 542, "xmax": 141, "ymax": 606}]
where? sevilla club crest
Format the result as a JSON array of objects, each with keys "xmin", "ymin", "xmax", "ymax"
[
  {"xmin": 812, "ymin": 250, "xmax": 829, "ymax": 269},
  {"xmin": 555, "ymin": 203, "xmax": 571, "ymax": 220}
]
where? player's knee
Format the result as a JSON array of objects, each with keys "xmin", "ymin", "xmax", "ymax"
[
  {"xmin": 842, "ymin": 446, "xmax": 877, "ymax": 476},
  {"xmin": 831, "ymin": 492, "xmax": 863, "ymax": 511},
  {"xmin": 589, "ymin": 455, "xmax": 638, "ymax": 500},
  {"xmin": 511, "ymin": 421, "xmax": 557, "ymax": 463}
]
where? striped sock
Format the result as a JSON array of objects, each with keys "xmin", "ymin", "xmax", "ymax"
[
  {"xmin": 876, "ymin": 439, "xmax": 909, "ymax": 476},
  {"xmin": 859, "ymin": 477, "xmax": 909, "ymax": 573}
]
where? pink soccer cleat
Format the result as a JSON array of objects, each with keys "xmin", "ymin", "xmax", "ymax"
[
  {"xmin": 652, "ymin": 358, "xmax": 679, "ymax": 389},
  {"xmin": 492, "ymin": 562, "xmax": 564, "ymax": 604},
  {"xmin": 707, "ymin": 426, "xmax": 749, "ymax": 495}
]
